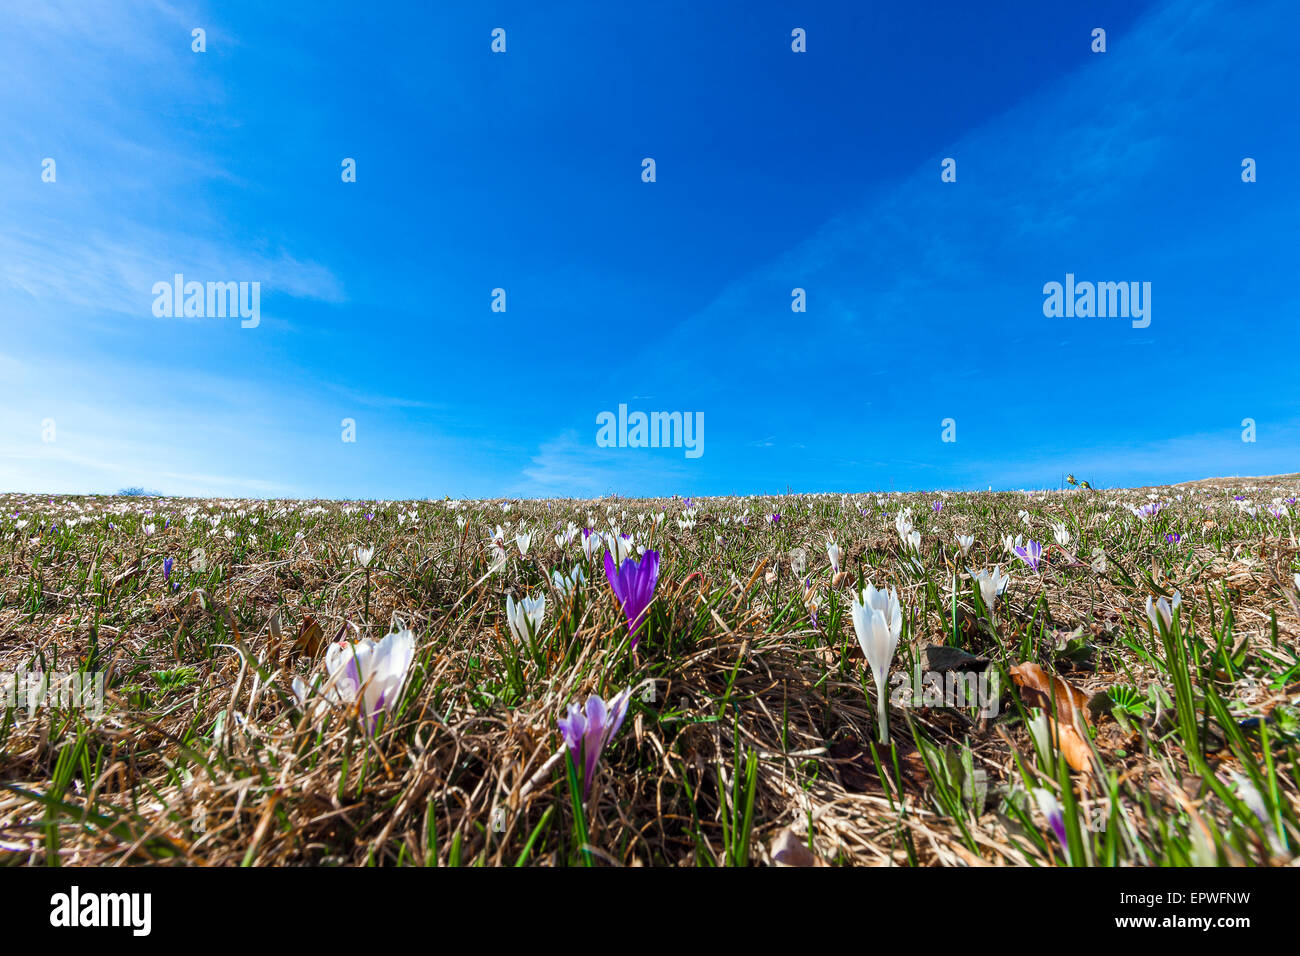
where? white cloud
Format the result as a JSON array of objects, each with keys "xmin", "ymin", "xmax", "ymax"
[{"xmin": 517, "ymin": 430, "xmax": 694, "ymax": 498}]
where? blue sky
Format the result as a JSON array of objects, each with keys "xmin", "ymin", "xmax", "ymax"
[{"xmin": 2, "ymin": 0, "xmax": 1297, "ymax": 499}]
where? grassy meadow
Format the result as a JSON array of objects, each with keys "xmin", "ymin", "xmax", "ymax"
[{"xmin": 2, "ymin": 476, "xmax": 1298, "ymax": 866}]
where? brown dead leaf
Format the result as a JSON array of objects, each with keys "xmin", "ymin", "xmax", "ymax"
[
  {"xmin": 827, "ymin": 736, "xmax": 927, "ymax": 795},
  {"xmin": 1010, "ymin": 662, "xmax": 1091, "ymax": 725},
  {"xmin": 1045, "ymin": 713, "xmax": 1094, "ymax": 774},
  {"xmin": 1011, "ymin": 662, "xmax": 1096, "ymax": 773},
  {"xmin": 293, "ymin": 614, "xmax": 324, "ymax": 659}
]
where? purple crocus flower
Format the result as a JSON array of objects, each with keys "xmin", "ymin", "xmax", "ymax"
[
  {"xmin": 932, "ymin": 501, "xmax": 943, "ymax": 513},
  {"xmin": 1165, "ymin": 532, "xmax": 1181, "ymax": 544},
  {"xmin": 604, "ymin": 548, "xmax": 660, "ymax": 648},
  {"xmin": 769, "ymin": 513, "xmax": 781, "ymax": 526},
  {"xmin": 163, "ymin": 557, "xmax": 174, "ymax": 583},
  {"xmin": 558, "ymin": 687, "xmax": 633, "ymax": 798},
  {"xmin": 1013, "ymin": 540, "xmax": 1044, "ymax": 571}
]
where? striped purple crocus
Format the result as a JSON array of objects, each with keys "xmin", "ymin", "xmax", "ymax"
[
  {"xmin": 1013, "ymin": 540, "xmax": 1043, "ymax": 571},
  {"xmin": 558, "ymin": 687, "xmax": 633, "ymax": 798},
  {"xmin": 297, "ymin": 628, "xmax": 416, "ymax": 733},
  {"xmin": 604, "ymin": 548, "xmax": 660, "ymax": 648},
  {"xmin": 1033, "ymin": 789, "xmax": 1070, "ymax": 860},
  {"xmin": 1133, "ymin": 502, "xmax": 1165, "ymax": 520}
]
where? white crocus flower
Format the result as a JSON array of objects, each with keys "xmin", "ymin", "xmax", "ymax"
[
  {"xmin": 1051, "ymin": 522, "xmax": 1070, "ymax": 547},
  {"xmin": 956, "ymin": 534, "xmax": 974, "ymax": 555},
  {"xmin": 971, "ymin": 566, "xmax": 1009, "ymax": 611},
  {"xmin": 515, "ymin": 531, "xmax": 532, "ymax": 556},
  {"xmin": 904, "ymin": 529, "xmax": 921, "ymax": 555},
  {"xmin": 353, "ymin": 545, "xmax": 374, "ymax": 568},
  {"xmin": 608, "ymin": 531, "xmax": 635, "ymax": 564},
  {"xmin": 550, "ymin": 565, "xmax": 586, "ymax": 597},
  {"xmin": 1145, "ymin": 590, "xmax": 1182, "ymax": 630},
  {"xmin": 297, "ymin": 627, "xmax": 416, "ymax": 732},
  {"xmin": 826, "ymin": 538, "xmax": 842, "ymax": 573},
  {"xmin": 850, "ymin": 582, "xmax": 903, "ymax": 744},
  {"xmin": 505, "ymin": 593, "xmax": 546, "ymax": 643}
]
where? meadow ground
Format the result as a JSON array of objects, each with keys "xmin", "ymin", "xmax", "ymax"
[{"xmin": 1, "ymin": 476, "xmax": 1298, "ymax": 867}]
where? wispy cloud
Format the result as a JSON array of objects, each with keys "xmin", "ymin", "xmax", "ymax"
[
  {"xmin": 0, "ymin": 2, "xmax": 344, "ymax": 326},
  {"xmin": 516, "ymin": 430, "xmax": 693, "ymax": 498},
  {"xmin": 0, "ymin": 350, "xmax": 307, "ymax": 497}
]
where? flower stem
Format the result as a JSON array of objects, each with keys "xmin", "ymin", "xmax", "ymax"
[{"xmin": 877, "ymin": 685, "xmax": 889, "ymax": 745}]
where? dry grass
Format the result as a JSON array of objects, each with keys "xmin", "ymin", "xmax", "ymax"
[{"xmin": 1, "ymin": 475, "xmax": 1298, "ymax": 866}]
